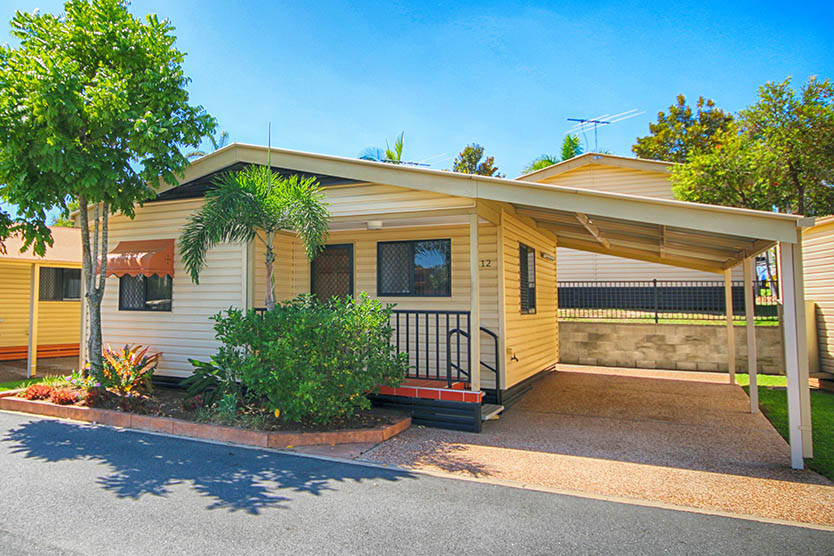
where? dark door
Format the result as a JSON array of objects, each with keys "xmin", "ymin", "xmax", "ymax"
[{"xmin": 311, "ymin": 244, "xmax": 354, "ymax": 299}]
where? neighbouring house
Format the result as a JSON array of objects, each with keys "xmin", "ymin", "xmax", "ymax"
[
  {"xmin": 77, "ymin": 143, "xmax": 814, "ymax": 468},
  {"xmin": 0, "ymin": 226, "xmax": 82, "ymax": 376},
  {"xmin": 518, "ymin": 153, "xmax": 743, "ymax": 282},
  {"xmin": 802, "ymin": 215, "xmax": 834, "ymax": 386}
]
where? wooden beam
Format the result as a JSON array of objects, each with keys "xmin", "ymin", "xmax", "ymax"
[
  {"xmin": 660, "ymin": 225, "xmax": 668, "ymax": 259},
  {"xmin": 575, "ymin": 212, "xmax": 611, "ymax": 249},
  {"xmin": 469, "ymin": 213, "xmax": 481, "ymax": 392},
  {"xmin": 556, "ymin": 236, "xmax": 725, "ymax": 274},
  {"xmin": 724, "ymin": 268, "xmax": 736, "ymax": 384},
  {"xmin": 780, "ymin": 241, "xmax": 806, "ymax": 468},
  {"xmin": 27, "ymin": 264, "xmax": 40, "ymax": 378},
  {"xmin": 743, "ymin": 257, "xmax": 758, "ymax": 414}
]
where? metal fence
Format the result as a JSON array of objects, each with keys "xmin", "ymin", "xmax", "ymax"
[{"xmin": 557, "ymin": 280, "xmax": 779, "ymax": 323}]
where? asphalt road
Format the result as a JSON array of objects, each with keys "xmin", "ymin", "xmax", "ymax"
[{"xmin": 0, "ymin": 411, "xmax": 830, "ymax": 556}]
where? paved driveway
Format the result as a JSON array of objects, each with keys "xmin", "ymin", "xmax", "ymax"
[
  {"xmin": 0, "ymin": 411, "xmax": 831, "ymax": 555},
  {"xmin": 365, "ymin": 365, "xmax": 834, "ymax": 526}
]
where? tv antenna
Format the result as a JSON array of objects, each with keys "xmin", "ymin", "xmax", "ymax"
[{"xmin": 566, "ymin": 109, "xmax": 645, "ymax": 152}]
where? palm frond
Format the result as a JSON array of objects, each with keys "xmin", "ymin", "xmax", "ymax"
[
  {"xmin": 359, "ymin": 146, "xmax": 385, "ymax": 161},
  {"xmin": 179, "ymin": 172, "xmax": 264, "ymax": 283},
  {"xmin": 274, "ymin": 175, "xmax": 330, "ymax": 260}
]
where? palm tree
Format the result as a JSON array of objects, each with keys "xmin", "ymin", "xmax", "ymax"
[
  {"xmin": 521, "ymin": 134, "xmax": 584, "ymax": 174},
  {"xmin": 180, "ymin": 164, "xmax": 330, "ymax": 310},
  {"xmin": 186, "ymin": 130, "xmax": 230, "ymax": 160},
  {"xmin": 359, "ymin": 132, "xmax": 405, "ymax": 164}
]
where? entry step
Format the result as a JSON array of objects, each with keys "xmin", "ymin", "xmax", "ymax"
[
  {"xmin": 481, "ymin": 404, "xmax": 504, "ymax": 421},
  {"xmin": 810, "ymin": 371, "xmax": 834, "ymax": 379}
]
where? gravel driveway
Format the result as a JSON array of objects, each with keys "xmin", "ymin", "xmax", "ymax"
[{"xmin": 363, "ymin": 365, "xmax": 834, "ymax": 526}]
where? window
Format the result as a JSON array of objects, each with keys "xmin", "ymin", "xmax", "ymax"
[
  {"xmin": 311, "ymin": 244, "xmax": 354, "ymax": 299},
  {"xmin": 377, "ymin": 239, "xmax": 451, "ymax": 297},
  {"xmin": 519, "ymin": 243, "xmax": 536, "ymax": 314},
  {"xmin": 39, "ymin": 268, "xmax": 81, "ymax": 301},
  {"xmin": 119, "ymin": 274, "xmax": 172, "ymax": 311}
]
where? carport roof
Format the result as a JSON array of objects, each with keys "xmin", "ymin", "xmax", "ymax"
[{"xmin": 167, "ymin": 143, "xmax": 812, "ymax": 274}]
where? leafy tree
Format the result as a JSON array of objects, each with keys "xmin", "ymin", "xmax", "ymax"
[
  {"xmin": 560, "ymin": 134, "xmax": 583, "ymax": 161},
  {"xmin": 186, "ymin": 130, "xmax": 230, "ymax": 160},
  {"xmin": 180, "ymin": 164, "xmax": 330, "ymax": 311},
  {"xmin": 738, "ymin": 76, "xmax": 834, "ymax": 215},
  {"xmin": 673, "ymin": 77, "xmax": 834, "ymax": 217},
  {"xmin": 50, "ymin": 199, "xmax": 81, "ymax": 228},
  {"xmin": 521, "ymin": 134, "xmax": 584, "ymax": 174},
  {"xmin": 359, "ymin": 132, "xmax": 405, "ymax": 163},
  {"xmin": 452, "ymin": 144, "xmax": 504, "ymax": 177},
  {"xmin": 671, "ymin": 125, "xmax": 773, "ymax": 211},
  {"xmin": 0, "ymin": 0, "xmax": 216, "ymax": 369},
  {"xmin": 633, "ymin": 95, "xmax": 734, "ymax": 162}
]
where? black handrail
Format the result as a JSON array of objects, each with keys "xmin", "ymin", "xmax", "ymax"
[
  {"xmin": 447, "ymin": 327, "xmax": 500, "ymax": 396},
  {"xmin": 391, "ymin": 309, "xmax": 470, "ymax": 383}
]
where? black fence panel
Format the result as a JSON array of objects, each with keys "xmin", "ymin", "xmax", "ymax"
[{"xmin": 557, "ymin": 280, "xmax": 779, "ymax": 322}]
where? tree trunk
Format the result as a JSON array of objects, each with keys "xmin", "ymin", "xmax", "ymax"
[
  {"xmin": 264, "ymin": 232, "xmax": 276, "ymax": 311},
  {"xmin": 78, "ymin": 196, "xmax": 109, "ymax": 370}
]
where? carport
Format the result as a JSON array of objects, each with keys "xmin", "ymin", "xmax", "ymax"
[{"xmin": 478, "ymin": 176, "xmax": 815, "ymax": 469}]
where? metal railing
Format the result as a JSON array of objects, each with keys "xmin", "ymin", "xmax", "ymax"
[
  {"xmin": 557, "ymin": 280, "xmax": 779, "ymax": 323},
  {"xmin": 391, "ymin": 309, "xmax": 471, "ymax": 383}
]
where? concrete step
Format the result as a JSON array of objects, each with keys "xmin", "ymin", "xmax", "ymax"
[{"xmin": 481, "ymin": 403, "xmax": 504, "ymax": 421}]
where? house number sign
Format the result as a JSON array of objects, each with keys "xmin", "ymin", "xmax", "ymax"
[{"xmin": 480, "ymin": 259, "xmax": 492, "ymax": 267}]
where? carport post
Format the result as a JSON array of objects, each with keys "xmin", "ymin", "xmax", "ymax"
[
  {"xmin": 743, "ymin": 257, "xmax": 758, "ymax": 414},
  {"xmin": 724, "ymin": 269, "xmax": 736, "ymax": 384},
  {"xmin": 469, "ymin": 212, "xmax": 481, "ymax": 392},
  {"xmin": 780, "ymin": 240, "xmax": 813, "ymax": 468}
]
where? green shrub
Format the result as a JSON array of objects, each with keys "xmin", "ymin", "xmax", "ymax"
[{"xmin": 208, "ymin": 293, "xmax": 407, "ymax": 425}]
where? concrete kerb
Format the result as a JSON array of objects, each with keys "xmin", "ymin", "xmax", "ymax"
[{"xmin": 1, "ymin": 407, "xmax": 830, "ymax": 533}]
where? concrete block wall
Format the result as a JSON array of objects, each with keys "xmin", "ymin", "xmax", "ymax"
[{"xmin": 558, "ymin": 321, "xmax": 785, "ymax": 374}]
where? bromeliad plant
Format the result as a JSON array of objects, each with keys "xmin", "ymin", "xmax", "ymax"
[{"xmin": 89, "ymin": 344, "xmax": 160, "ymax": 395}]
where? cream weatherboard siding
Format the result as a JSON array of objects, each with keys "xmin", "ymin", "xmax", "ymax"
[
  {"xmin": 253, "ymin": 222, "xmax": 502, "ymax": 389},
  {"xmin": 532, "ymin": 163, "xmax": 742, "ymax": 282},
  {"xmin": 324, "ymin": 183, "xmax": 474, "ymax": 218},
  {"xmin": 99, "ymin": 199, "xmax": 246, "ymax": 377},
  {"xmin": 501, "ymin": 209, "xmax": 558, "ymax": 387},
  {"xmin": 802, "ymin": 219, "xmax": 834, "ymax": 374}
]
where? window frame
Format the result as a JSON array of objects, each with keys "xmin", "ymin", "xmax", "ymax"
[
  {"xmin": 376, "ymin": 239, "xmax": 452, "ymax": 297},
  {"xmin": 118, "ymin": 274, "xmax": 173, "ymax": 312},
  {"xmin": 519, "ymin": 242, "xmax": 537, "ymax": 314},
  {"xmin": 310, "ymin": 243, "xmax": 355, "ymax": 299},
  {"xmin": 38, "ymin": 267, "xmax": 81, "ymax": 302}
]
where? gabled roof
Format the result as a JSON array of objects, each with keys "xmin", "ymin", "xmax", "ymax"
[
  {"xmin": 1, "ymin": 226, "xmax": 81, "ymax": 265},
  {"xmin": 516, "ymin": 152, "xmax": 675, "ymax": 182},
  {"xmin": 152, "ymin": 143, "xmax": 811, "ymax": 274}
]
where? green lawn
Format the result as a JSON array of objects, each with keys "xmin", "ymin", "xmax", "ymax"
[
  {"xmin": 740, "ymin": 380, "xmax": 834, "ymax": 480},
  {"xmin": 0, "ymin": 378, "xmax": 41, "ymax": 392}
]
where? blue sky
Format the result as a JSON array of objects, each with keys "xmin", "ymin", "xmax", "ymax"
[{"xmin": 1, "ymin": 0, "xmax": 832, "ymax": 185}]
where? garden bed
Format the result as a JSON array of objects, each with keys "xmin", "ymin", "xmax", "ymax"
[{"xmin": 0, "ymin": 388, "xmax": 411, "ymax": 448}]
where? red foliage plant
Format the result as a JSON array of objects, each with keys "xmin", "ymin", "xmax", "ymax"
[
  {"xmin": 24, "ymin": 384, "xmax": 55, "ymax": 400},
  {"xmin": 50, "ymin": 389, "xmax": 77, "ymax": 405},
  {"xmin": 83, "ymin": 388, "xmax": 106, "ymax": 407}
]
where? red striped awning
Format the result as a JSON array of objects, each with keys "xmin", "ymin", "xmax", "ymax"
[{"xmin": 101, "ymin": 239, "xmax": 175, "ymax": 277}]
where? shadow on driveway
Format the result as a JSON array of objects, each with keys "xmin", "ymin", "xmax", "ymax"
[{"xmin": 3, "ymin": 417, "xmax": 415, "ymax": 515}]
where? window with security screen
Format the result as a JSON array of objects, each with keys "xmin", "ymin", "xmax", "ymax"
[
  {"xmin": 311, "ymin": 244, "xmax": 353, "ymax": 299},
  {"xmin": 119, "ymin": 274, "xmax": 172, "ymax": 311},
  {"xmin": 39, "ymin": 267, "xmax": 81, "ymax": 301},
  {"xmin": 520, "ymin": 243, "xmax": 536, "ymax": 314},
  {"xmin": 377, "ymin": 239, "xmax": 451, "ymax": 297}
]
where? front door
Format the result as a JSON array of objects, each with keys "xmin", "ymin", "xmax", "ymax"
[{"xmin": 311, "ymin": 244, "xmax": 354, "ymax": 299}]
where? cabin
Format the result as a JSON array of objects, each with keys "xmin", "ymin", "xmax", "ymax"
[
  {"xmin": 0, "ymin": 226, "xmax": 82, "ymax": 377},
  {"xmin": 802, "ymin": 215, "xmax": 834, "ymax": 387},
  {"xmin": 78, "ymin": 143, "xmax": 814, "ymax": 468}
]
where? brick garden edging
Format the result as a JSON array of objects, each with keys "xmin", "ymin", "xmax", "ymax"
[{"xmin": 0, "ymin": 390, "xmax": 411, "ymax": 448}]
